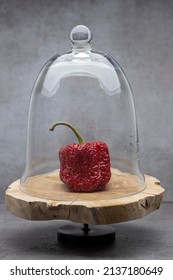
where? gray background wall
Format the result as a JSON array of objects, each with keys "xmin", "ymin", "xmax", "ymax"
[{"xmin": 0, "ymin": 0, "xmax": 173, "ymax": 203}]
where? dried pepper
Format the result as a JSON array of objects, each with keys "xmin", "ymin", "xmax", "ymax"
[{"xmin": 50, "ymin": 122, "xmax": 111, "ymax": 192}]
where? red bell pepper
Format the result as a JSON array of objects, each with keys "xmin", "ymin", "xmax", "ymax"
[{"xmin": 50, "ymin": 122, "xmax": 111, "ymax": 192}]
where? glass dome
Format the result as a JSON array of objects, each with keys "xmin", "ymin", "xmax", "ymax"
[{"xmin": 20, "ymin": 25, "xmax": 146, "ymax": 200}]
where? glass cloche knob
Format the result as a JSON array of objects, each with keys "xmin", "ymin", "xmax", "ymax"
[{"xmin": 70, "ymin": 25, "xmax": 92, "ymax": 49}]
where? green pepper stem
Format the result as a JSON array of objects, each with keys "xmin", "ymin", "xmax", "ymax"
[{"xmin": 49, "ymin": 121, "xmax": 85, "ymax": 144}]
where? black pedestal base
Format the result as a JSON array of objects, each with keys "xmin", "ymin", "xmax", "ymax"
[{"xmin": 58, "ymin": 223, "xmax": 115, "ymax": 244}]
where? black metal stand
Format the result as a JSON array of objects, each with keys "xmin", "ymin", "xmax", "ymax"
[{"xmin": 58, "ymin": 223, "xmax": 115, "ymax": 244}]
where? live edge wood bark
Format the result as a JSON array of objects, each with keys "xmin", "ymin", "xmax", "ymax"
[{"xmin": 5, "ymin": 175, "xmax": 164, "ymax": 225}]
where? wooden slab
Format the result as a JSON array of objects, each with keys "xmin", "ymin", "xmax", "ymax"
[
  {"xmin": 5, "ymin": 174, "xmax": 165, "ymax": 225},
  {"xmin": 20, "ymin": 168, "xmax": 147, "ymax": 201}
]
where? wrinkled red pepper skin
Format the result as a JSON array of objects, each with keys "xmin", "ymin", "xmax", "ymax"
[{"xmin": 59, "ymin": 141, "xmax": 111, "ymax": 192}]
